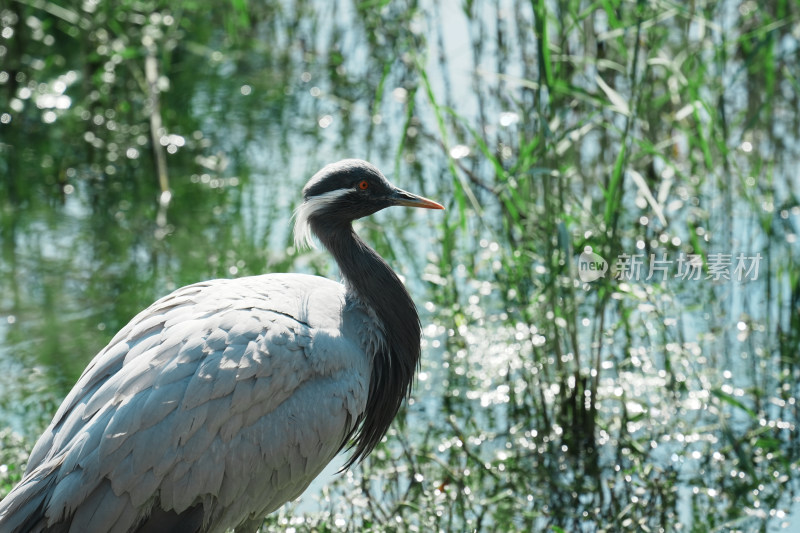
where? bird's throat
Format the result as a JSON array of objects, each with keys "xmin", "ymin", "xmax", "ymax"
[{"xmin": 313, "ymin": 222, "xmax": 421, "ymax": 466}]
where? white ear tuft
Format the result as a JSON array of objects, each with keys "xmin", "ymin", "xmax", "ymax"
[
  {"xmin": 292, "ymin": 188, "xmax": 351, "ymax": 250},
  {"xmin": 292, "ymin": 202, "xmax": 317, "ymax": 250}
]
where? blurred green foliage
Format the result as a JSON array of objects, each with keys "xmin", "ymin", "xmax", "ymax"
[{"xmin": 1, "ymin": 0, "xmax": 799, "ymax": 531}]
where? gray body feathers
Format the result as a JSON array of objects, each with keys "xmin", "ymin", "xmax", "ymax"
[
  {"xmin": 0, "ymin": 274, "xmax": 375, "ymax": 532},
  {"xmin": 0, "ymin": 159, "xmax": 437, "ymax": 532}
]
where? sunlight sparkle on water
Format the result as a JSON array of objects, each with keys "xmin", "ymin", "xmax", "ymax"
[
  {"xmin": 499, "ymin": 111, "xmax": 519, "ymax": 126},
  {"xmin": 449, "ymin": 144, "xmax": 470, "ymax": 159}
]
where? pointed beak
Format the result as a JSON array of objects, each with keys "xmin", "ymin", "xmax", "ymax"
[{"xmin": 390, "ymin": 188, "xmax": 445, "ymax": 210}]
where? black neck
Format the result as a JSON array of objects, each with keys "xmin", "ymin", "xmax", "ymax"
[{"xmin": 313, "ymin": 221, "xmax": 420, "ymax": 466}]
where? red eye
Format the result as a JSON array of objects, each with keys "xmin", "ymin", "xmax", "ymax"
[{"xmin": 358, "ymin": 180, "xmax": 369, "ymax": 190}]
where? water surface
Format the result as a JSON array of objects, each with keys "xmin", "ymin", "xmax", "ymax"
[{"xmin": 2, "ymin": 1, "xmax": 799, "ymax": 531}]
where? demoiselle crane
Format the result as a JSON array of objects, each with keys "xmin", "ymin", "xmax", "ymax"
[{"xmin": 0, "ymin": 159, "xmax": 444, "ymax": 532}]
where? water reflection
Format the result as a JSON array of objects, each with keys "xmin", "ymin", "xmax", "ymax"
[{"xmin": 2, "ymin": 0, "xmax": 800, "ymax": 530}]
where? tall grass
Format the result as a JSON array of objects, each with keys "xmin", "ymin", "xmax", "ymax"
[
  {"xmin": 324, "ymin": 1, "xmax": 800, "ymax": 531},
  {"xmin": 1, "ymin": 0, "xmax": 798, "ymax": 531}
]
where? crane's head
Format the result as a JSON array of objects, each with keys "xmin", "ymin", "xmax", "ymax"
[{"xmin": 294, "ymin": 159, "xmax": 444, "ymax": 249}]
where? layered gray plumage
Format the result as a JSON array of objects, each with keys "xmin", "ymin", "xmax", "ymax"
[{"xmin": 0, "ymin": 159, "xmax": 443, "ymax": 532}]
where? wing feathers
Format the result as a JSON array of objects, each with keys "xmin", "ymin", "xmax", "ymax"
[
  {"xmin": 0, "ymin": 274, "xmax": 372, "ymax": 533},
  {"xmin": 68, "ymin": 480, "xmax": 126, "ymax": 533}
]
